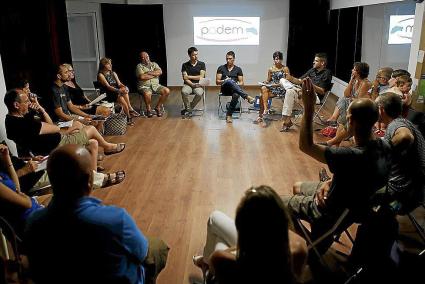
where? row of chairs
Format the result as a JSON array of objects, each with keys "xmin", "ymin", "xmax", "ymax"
[{"xmin": 91, "ymin": 81, "xmax": 334, "ymax": 123}]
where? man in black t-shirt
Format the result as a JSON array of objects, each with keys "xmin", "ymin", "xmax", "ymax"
[
  {"xmin": 181, "ymin": 47, "xmax": 206, "ymax": 117},
  {"xmin": 4, "ymin": 89, "xmax": 125, "ymax": 160},
  {"xmin": 216, "ymin": 51, "xmax": 255, "ymax": 123},
  {"xmin": 48, "ymin": 64, "xmax": 98, "ymax": 127},
  {"xmin": 280, "ymin": 53, "xmax": 333, "ymax": 132},
  {"xmin": 282, "ymin": 78, "xmax": 393, "ymax": 258}
]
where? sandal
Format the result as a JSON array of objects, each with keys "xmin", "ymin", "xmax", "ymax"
[
  {"xmin": 253, "ymin": 116, "xmax": 263, "ymax": 124},
  {"xmin": 127, "ymin": 117, "xmax": 135, "ymax": 126},
  {"xmin": 97, "ymin": 165, "xmax": 105, "ymax": 172},
  {"xmin": 104, "ymin": 143, "xmax": 126, "ymax": 156},
  {"xmin": 193, "ymin": 255, "xmax": 209, "ymax": 279},
  {"xmin": 155, "ymin": 108, "xmax": 163, "ymax": 117},
  {"xmin": 102, "ymin": 170, "xmax": 125, "ymax": 188},
  {"xmin": 130, "ymin": 109, "xmax": 140, "ymax": 117}
]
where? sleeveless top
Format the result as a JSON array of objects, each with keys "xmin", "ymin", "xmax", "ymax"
[
  {"xmin": 103, "ymin": 72, "xmax": 119, "ymax": 88},
  {"xmin": 268, "ymin": 66, "xmax": 286, "ymax": 96}
]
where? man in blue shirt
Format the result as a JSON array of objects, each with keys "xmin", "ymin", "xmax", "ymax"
[{"xmin": 24, "ymin": 144, "xmax": 149, "ymax": 283}]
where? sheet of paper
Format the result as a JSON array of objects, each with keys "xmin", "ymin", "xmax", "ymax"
[
  {"xmin": 198, "ymin": 78, "xmax": 210, "ymax": 86},
  {"xmin": 258, "ymin": 82, "xmax": 272, "ymax": 87},
  {"xmin": 35, "ymin": 156, "xmax": 48, "ymax": 172},
  {"xmin": 88, "ymin": 93, "xmax": 107, "ymax": 106}
]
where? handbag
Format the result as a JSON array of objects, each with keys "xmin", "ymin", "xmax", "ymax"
[{"xmin": 103, "ymin": 113, "xmax": 127, "ymax": 136}]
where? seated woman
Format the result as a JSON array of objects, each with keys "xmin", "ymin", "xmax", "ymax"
[
  {"xmin": 0, "ymin": 144, "xmax": 47, "ymax": 236},
  {"xmin": 97, "ymin": 57, "xmax": 139, "ymax": 126},
  {"xmin": 256, "ymin": 51, "xmax": 288, "ymax": 126},
  {"xmin": 325, "ymin": 62, "xmax": 372, "ymax": 147},
  {"xmin": 327, "ymin": 62, "xmax": 371, "ymax": 124},
  {"xmin": 193, "ymin": 186, "xmax": 307, "ymax": 284}
]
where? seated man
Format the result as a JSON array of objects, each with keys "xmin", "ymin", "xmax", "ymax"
[
  {"xmin": 376, "ymin": 92, "xmax": 425, "ymax": 212},
  {"xmin": 24, "ymin": 145, "xmax": 167, "ymax": 283},
  {"xmin": 281, "ymin": 53, "xmax": 332, "ymax": 131},
  {"xmin": 136, "ymin": 51, "xmax": 170, "ymax": 118},
  {"xmin": 216, "ymin": 51, "xmax": 255, "ymax": 124},
  {"xmin": 181, "ymin": 46, "xmax": 206, "ymax": 117},
  {"xmin": 282, "ymin": 78, "xmax": 392, "ymax": 259},
  {"xmin": 370, "ymin": 67, "xmax": 393, "ymax": 100},
  {"xmin": 49, "ymin": 64, "xmax": 101, "ymax": 130},
  {"xmin": 4, "ymin": 89, "xmax": 125, "ymax": 160}
]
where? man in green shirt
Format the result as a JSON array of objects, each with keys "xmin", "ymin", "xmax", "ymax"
[{"xmin": 136, "ymin": 51, "xmax": 170, "ymax": 117}]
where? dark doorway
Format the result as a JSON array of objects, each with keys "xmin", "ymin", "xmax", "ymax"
[
  {"xmin": 101, "ymin": 4, "xmax": 167, "ymax": 92},
  {"xmin": 0, "ymin": 0, "xmax": 71, "ymax": 98}
]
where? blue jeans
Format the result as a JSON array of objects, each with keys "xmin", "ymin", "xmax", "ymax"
[{"xmin": 221, "ymin": 80, "xmax": 249, "ymax": 116}]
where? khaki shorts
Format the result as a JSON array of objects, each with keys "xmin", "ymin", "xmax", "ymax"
[
  {"xmin": 282, "ymin": 181, "xmax": 323, "ymax": 222},
  {"xmin": 59, "ymin": 130, "xmax": 89, "ymax": 147},
  {"xmin": 139, "ymin": 84, "xmax": 166, "ymax": 94}
]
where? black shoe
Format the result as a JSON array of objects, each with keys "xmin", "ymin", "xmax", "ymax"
[
  {"xmin": 181, "ymin": 109, "xmax": 188, "ymax": 116},
  {"xmin": 146, "ymin": 111, "xmax": 153, "ymax": 118}
]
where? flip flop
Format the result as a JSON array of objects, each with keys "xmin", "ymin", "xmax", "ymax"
[
  {"xmin": 102, "ymin": 170, "xmax": 125, "ymax": 188},
  {"xmin": 104, "ymin": 143, "xmax": 126, "ymax": 156}
]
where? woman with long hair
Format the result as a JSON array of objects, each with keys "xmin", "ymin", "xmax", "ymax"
[
  {"xmin": 97, "ymin": 57, "xmax": 139, "ymax": 126},
  {"xmin": 194, "ymin": 186, "xmax": 307, "ymax": 283}
]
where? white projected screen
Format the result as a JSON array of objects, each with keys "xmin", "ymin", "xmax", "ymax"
[
  {"xmin": 388, "ymin": 15, "xmax": 414, "ymax": 44},
  {"xmin": 194, "ymin": 17, "xmax": 260, "ymax": 45}
]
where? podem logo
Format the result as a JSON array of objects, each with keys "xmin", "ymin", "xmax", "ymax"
[
  {"xmin": 388, "ymin": 15, "xmax": 414, "ymax": 44},
  {"xmin": 194, "ymin": 17, "xmax": 260, "ymax": 45}
]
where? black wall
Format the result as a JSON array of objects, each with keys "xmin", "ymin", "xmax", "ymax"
[
  {"xmin": 101, "ymin": 4, "xmax": 167, "ymax": 92},
  {"xmin": 287, "ymin": 0, "xmax": 363, "ymax": 83},
  {"xmin": 0, "ymin": 0, "xmax": 72, "ymax": 97}
]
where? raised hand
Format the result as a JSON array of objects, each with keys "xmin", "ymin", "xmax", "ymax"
[{"xmin": 301, "ymin": 77, "xmax": 316, "ymax": 111}]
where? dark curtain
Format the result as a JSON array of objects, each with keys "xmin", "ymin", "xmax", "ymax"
[
  {"xmin": 287, "ymin": 0, "xmax": 331, "ymax": 77},
  {"xmin": 328, "ymin": 7, "xmax": 363, "ymax": 82},
  {"xmin": 287, "ymin": 1, "xmax": 363, "ymax": 83},
  {"xmin": 101, "ymin": 4, "xmax": 167, "ymax": 92},
  {"xmin": 0, "ymin": 0, "xmax": 72, "ymax": 98}
]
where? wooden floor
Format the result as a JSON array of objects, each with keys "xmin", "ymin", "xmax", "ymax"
[{"xmin": 94, "ymin": 88, "xmax": 329, "ymax": 284}]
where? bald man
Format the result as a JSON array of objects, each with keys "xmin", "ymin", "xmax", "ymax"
[
  {"xmin": 136, "ymin": 51, "xmax": 170, "ymax": 118},
  {"xmin": 282, "ymin": 78, "xmax": 393, "ymax": 256},
  {"xmin": 24, "ymin": 145, "xmax": 149, "ymax": 283}
]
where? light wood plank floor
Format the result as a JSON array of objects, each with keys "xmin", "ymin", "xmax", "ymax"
[{"xmin": 93, "ymin": 89, "xmax": 329, "ymax": 284}]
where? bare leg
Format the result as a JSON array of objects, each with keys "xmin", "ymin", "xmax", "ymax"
[
  {"xmin": 326, "ymin": 124, "xmax": 347, "ymax": 146},
  {"xmin": 258, "ymin": 95, "xmax": 265, "ymax": 119},
  {"xmin": 122, "ymin": 92, "xmax": 135, "ymax": 111},
  {"xmin": 82, "ymin": 125, "xmax": 117, "ymax": 151},
  {"xmin": 156, "ymin": 87, "xmax": 170, "ymax": 110},
  {"xmin": 327, "ymin": 106, "xmax": 340, "ymax": 121},
  {"xmin": 118, "ymin": 96, "xmax": 130, "ymax": 118},
  {"xmin": 260, "ymin": 86, "xmax": 270, "ymax": 114},
  {"xmin": 143, "ymin": 91, "xmax": 152, "ymax": 112},
  {"xmin": 86, "ymin": 139, "xmax": 98, "ymax": 171}
]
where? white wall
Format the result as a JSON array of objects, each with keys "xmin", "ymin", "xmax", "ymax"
[
  {"xmin": 362, "ymin": 1, "xmax": 416, "ymax": 78},
  {"xmin": 331, "ymin": 0, "xmax": 403, "ymax": 10},
  {"xmin": 161, "ymin": 0, "xmax": 289, "ymax": 85},
  {"xmin": 0, "ymin": 55, "xmax": 17, "ymax": 155},
  {"xmin": 67, "ymin": 0, "xmax": 289, "ymax": 86}
]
